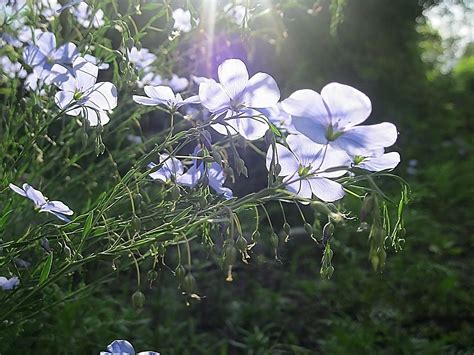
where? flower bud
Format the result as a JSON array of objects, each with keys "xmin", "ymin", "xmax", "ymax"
[
  {"xmin": 182, "ymin": 273, "xmax": 197, "ymax": 294},
  {"xmin": 147, "ymin": 270, "xmax": 158, "ymax": 282},
  {"xmin": 270, "ymin": 232, "xmax": 279, "ymax": 249},
  {"xmin": 131, "ymin": 214, "xmax": 141, "ymax": 232},
  {"xmin": 211, "ymin": 150, "xmax": 222, "ymax": 165},
  {"xmin": 360, "ymin": 195, "xmax": 375, "ymax": 222},
  {"xmin": 175, "ymin": 265, "xmax": 186, "ymax": 283},
  {"xmin": 82, "ymin": 132, "xmax": 88, "ymax": 147},
  {"xmin": 133, "ymin": 192, "xmax": 143, "ymax": 206},
  {"xmin": 224, "ymin": 241, "xmax": 238, "ymax": 267},
  {"xmin": 322, "ymin": 222, "xmax": 334, "ymax": 245},
  {"xmin": 131, "ymin": 290, "xmax": 145, "ymax": 310},
  {"xmin": 274, "ymin": 163, "xmax": 281, "ymax": 176},
  {"xmin": 283, "ymin": 223, "xmax": 291, "ymax": 236},
  {"xmin": 171, "ymin": 185, "xmax": 180, "ymax": 200}
]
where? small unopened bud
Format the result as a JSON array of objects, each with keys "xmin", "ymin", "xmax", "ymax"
[
  {"xmin": 360, "ymin": 195, "xmax": 375, "ymax": 222},
  {"xmin": 270, "ymin": 232, "xmax": 279, "ymax": 249},
  {"xmin": 63, "ymin": 245, "xmax": 72, "ymax": 258},
  {"xmin": 132, "ymin": 290, "xmax": 145, "ymax": 310},
  {"xmin": 224, "ymin": 242, "xmax": 238, "ymax": 267},
  {"xmin": 274, "ymin": 163, "xmax": 281, "ymax": 176},
  {"xmin": 131, "ymin": 214, "xmax": 141, "ymax": 232},
  {"xmin": 283, "ymin": 223, "xmax": 291, "ymax": 236},
  {"xmin": 211, "ymin": 150, "xmax": 222, "ymax": 165},
  {"xmin": 175, "ymin": 265, "xmax": 186, "ymax": 283},
  {"xmin": 133, "ymin": 193, "xmax": 143, "ymax": 206},
  {"xmin": 182, "ymin": 273, "xmax": 197, "ymax": 294},
  {"xmin": 224, "ymin": 166, "xmax": 235, "ymax": 183},
  {"xmin": 147, "ymin": 270, "xmax": 158, "ymax": 282},
  {"xmin": 171, "ymin": 185, "xmax": 180, "ymax": 200},
  {"xmin": 322, "ymin": 222, "xmax": 334, "ymax": 245},
  {"xmin": 82, "ymin": 132, "xmax": 88, "ymax": 147}
]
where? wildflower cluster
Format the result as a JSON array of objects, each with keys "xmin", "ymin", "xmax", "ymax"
[{"xmin": 0, "ymin": 1, "xmax": 408, "ymax": 349}]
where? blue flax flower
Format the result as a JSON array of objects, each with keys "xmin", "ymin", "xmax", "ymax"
[
  {"xmin": 51, "ymin": 57, "xmax": 117, "ymax": 126},
  {"xmin": 133, "ymin": 85, "xmax": 198, "ymax": 111},
  {"xmin": 9, "ymin": 183, "xmax": 73, "ymax": 222},
  {"xmin": 23, "ymin": 30, "xmax": 78, "ymax": 83},
  {"xmin": 0, "ymin": 276, "xmax": 20, "ymax": 291},
  {"xmin": 147, "ymin": 154, "xmax": 184, "ymax": 183},
  {"xmin": 199, "ymin": 58, "xmax": 280, "ymax": 140},
  {"xmin": 266, "ymin": 134, "xmax": 351, "ymax": 202},
  {"xmin": 351, "ymin": 149, "xmax": 400, "ymax": 172},
  {"xmin": 101, "ymin": 339, "xmax": 159, "ymax": 355},
  {"xmin": 281, "ymin": 83, "xmax": 398, "ymax": 156}
]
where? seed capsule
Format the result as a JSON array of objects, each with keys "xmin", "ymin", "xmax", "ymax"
[
  {"xmin": 132, "ymin": 290, "xmax": 145, "ymax": 310},
  {"xmin": 182, "ymin": 273, "xmax": 197, "ymax": 294}
]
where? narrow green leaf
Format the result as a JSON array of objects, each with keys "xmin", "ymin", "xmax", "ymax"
[{"xmin": 39, "ymin": 253, "xmax": 53, "ymax": 285}]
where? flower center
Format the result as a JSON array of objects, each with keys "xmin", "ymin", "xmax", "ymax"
[
  {"xmin": 73, "ymin": 90, "xmax": 84, "ymax": 100},
  {"xmin": 325, "ymin": 124, "xmax": 344, "ymax": 141},
  {"xmin": 353, "ymin": 155, "xmax": 366, "ymax": 165}
]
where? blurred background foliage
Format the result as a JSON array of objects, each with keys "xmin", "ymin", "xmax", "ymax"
[{"xmin": 1, "ymin": 0, "xmax": 473, "ymax": 353}]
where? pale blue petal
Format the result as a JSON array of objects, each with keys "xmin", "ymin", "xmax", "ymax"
[
  {"xmin": 52, "ymin": 42, "xmax": 78, "ymax": 64},
  {"xmin": 208, "ymin": 163, "xmax": 233, "ymax": 199},
  {"xmin": 55, "ymin": 91, "xmax": 79, "ymax": 114},
  {"xmin": 23, "ymin": 184, "xmax": 47, "ymax": 206},
  {"xmin": 82, "ymin": 107, "xmax": 110, "ymax": 126},
  {"xmin": 133, "ymin": 95, "xmax": 161, "ymax": 106},
  {"xmin": 9, "ymin": 183, "xmax": 26, "ymax": 197},
  {"xmin": 176, "ymin": 165, "xmax": 204, "ymax": 187},
  {"xmin": 144, "ymin": 85, "xmax": 175, "ymax": 102},
  {"xmin": 286, "ymin": 134, "xmax": 326, "ymax": 168},
  {"xmin": 23, "ymin": 45, "xmax": 46, "ymax": 67},
  {"xmin": 199, "ymin": 80, "xmax": 230, "ymax": 113},
  {"xmin": 281, "ymin": 89, "xmax": 330, "ymax": 126},
  {"xmin": 73, "ymin": 57, "xmax": 98, "ymax": 91},
  {"xmin": 308, "ymin": 177, "xmax": 345, "ymax": 202},
  {"xmin": 86, "ymin": 82, "xmax": 118, "ymax": 110},
  {"xmin": 265, "ymin": 143, "xmax": 299, "ymax": 177},
  {"xmin": 161, "ymin": 154, "xmax": 184, "ymax": 175},
  {"xmin": 284, "ymin": 177, "xmax": 312, "ymax": 200},
  {"xmin": 218, "ymin": 59, "xmax": 249, "ymax": 100},
  {"xmin": 107, "ymin": 340, "xmax": 135, "ymax": 355},
  {"xmin": 321, "ymin": 82, "xmax": 371, "ymax": 129},
  {"xmin": 226, "ymin": 109, "xmax": 269, "ymax": 140},
  {"xmin": 314, "ymin": 145, "xmax": 351, "ymax": 178},
  {"xmin": 50, "ymin": 64, "xmax": 76, "ymax": 91},
  {"xmin": 292, "ymin": 117, "xmax": 328, "ymax": 145},
  {"xmin": 41, "ymin": 201, "xmax": 73, "ymax": 215},
  {"xmin": 357, "ymin": 152, "xmax": 400, "ymax": 172},
  {"xmin": 241, "ymin": 72, "xmax": 280, "ymax": 108},
  {"xmin": 35, "ymin": 31, "xmax": 56, "ymax": 56},
  {"xmin": 334, "ymin": 122, "xmax": 398, "ymax": 155}
]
